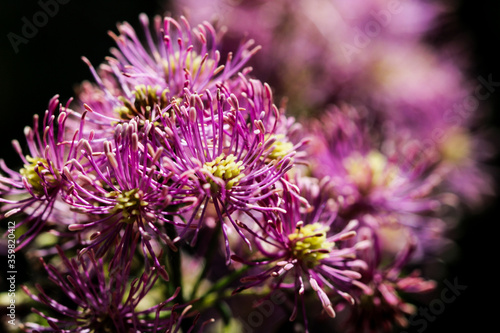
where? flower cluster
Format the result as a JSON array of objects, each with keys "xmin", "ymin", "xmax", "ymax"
[{"xmin": 0, "ymin": 2, "xmax": 495, "ymax": 333}]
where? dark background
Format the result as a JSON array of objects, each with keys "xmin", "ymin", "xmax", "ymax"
[{"xmin": 0, "ymin": 0, "xmax": 499, "ymax": 332}]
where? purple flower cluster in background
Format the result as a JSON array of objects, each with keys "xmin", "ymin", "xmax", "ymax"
[{"xmin": 0, "ymin": 1, "xmax": 496, "ymax": 332}]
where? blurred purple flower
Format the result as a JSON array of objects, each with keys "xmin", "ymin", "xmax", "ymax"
[
  {"xmin": 308, "ymin": 105, "xmax": 451, "ymax": 259},
  {"xmin": 172, "ymin": 0, "xmax": 446, "ymax": 114}
]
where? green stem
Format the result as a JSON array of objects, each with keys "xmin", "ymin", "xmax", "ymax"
[
  {"xmin": 195, "ymin": 265, "xmax": 251, "ymax": 311},
  {"xmin": 165, "ymin": 223, "xmax": 183, "ymax": 301},
  {"xmin": 165, "ymin": 223, "xmax": 196, "ymax": 331},
  {"xmin": 189, "ymin": 223, "xmax": 222, "ymax": 300}
]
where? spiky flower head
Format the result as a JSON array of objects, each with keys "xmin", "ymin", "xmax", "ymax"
[
  {"xmin": 154, "ymin": 77, "xmax": 302, "ymax": 262},
  {"xmin": 0, "ymin": 96, "xmax": 85, "ymax": 249},
  {"xmin": 77, "ymin": 14, "xmax": 260, "ymax": 138},
  {"xmin": 108, "ymin": 14, "xmax": 259, "ymax": 95},
  {"xmin": 336, "ymin": 227, "xmax": 436, "ymax": 333},
  {"xmin": 21, "ymin": 246, "xmax": 194, "ymax": 332},
  {"xmin": 60, "ymin": 119, "xmax": 190, "ymax": 278},
  {"xmin": 232, "ymin": 177, "xmax": 370, "ymax": 328}
]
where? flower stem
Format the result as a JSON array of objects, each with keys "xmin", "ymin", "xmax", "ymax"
[
  {"xmin": 164, "ymin": 223, "xmax": 184, "ymax": 301},
  {"xmin": 195, "ymin": 265, "xmax": 251, "ymax": 311},
  {"xmin": 189, "ymin": 223, "xmax": 222, "ymax": 300}
]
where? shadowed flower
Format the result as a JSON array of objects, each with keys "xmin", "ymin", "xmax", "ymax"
[
  {"xmin": 21, "ymin": 245, "xmax": 203, "ymax": 332},
  {"xmin": 336, "ymin": 227, "xmax": 436, "ymax": 333},
  {"xmin": 434, "ymin": 126, "xmax": 496, "ymax": 209}
]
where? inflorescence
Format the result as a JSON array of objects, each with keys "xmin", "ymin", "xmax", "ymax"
[{"xmin": 0, "ymin": 4, "xmax": 494, "ymax": 333}]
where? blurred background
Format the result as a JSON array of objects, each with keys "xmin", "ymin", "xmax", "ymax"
[{"xmin": 1, "ymin": 0, "xmax": 498, "ymax": 332}]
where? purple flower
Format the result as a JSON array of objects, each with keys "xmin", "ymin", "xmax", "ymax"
[
  {"xmin": 308, "ymin": 105, "xmax": 450, "ymax": 259},
  {"xmin": 170, "ymin": 0, "xmax": 496, "ymax": 214},
  {"xmin": 155, "ymin": 78, "xmax": 300, "ymax": 261},
  {"xmin": 336, "ymin": 227, "xmax": 436, "ymax": 333},
  {"xmin": 60, "ymin": 119, "xmax": 187, "ymax": 279},
  {"xmin": 431, "ymin": 126, "xmax": 496, "ymax": 209},
  {"xmin": 22, "ymin": 246, "xmax": 200, "ymax": 332},
  {"xmin": 77, "ymin": 14, "xmax": 260, "ymax": 134},
  {"xmin": 109, "ymin": 14, "xmax": 259, "ymax": 94},
  {"xmin": 0, "ymin": 96, "xmax": 83, "ymax": 249},
  {"xmin": 232, "ymin": 176, "xmax": 370, "ymax": 329},
  {"xmin": 172, "ymin": 0, "xmax": 445, "ymax": 114}
]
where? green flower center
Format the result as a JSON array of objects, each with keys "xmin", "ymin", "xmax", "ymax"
[
  {"xmin": 114, "ymin": 84, "xmax": 169, "ymax": 121},
  {"xmin": 20, "ymin": 156, "xmax": 59, "ymax": 195},
  {"xmin": 288, "ymin": 223, "xmax": 334, "ymax": 268},
  {"xmin": 439, "ymin": 128, "xmax": 471, "ymax": 164},
  {"xmin": 266, "ymin": 134, "xmax": 294, "ymax": 160},
  {"xmin": 343, "ymin": 150, "xmax": 399, "ymax": 194},
  {"xmin": 203, "ymin": 153, "xmax": 245, "ymax": 190},
  {"xmin": 106, "ymin": 188, "xmax": 148, "ymax": 224}
]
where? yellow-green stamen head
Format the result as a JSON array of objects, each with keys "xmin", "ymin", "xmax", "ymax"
[
  {"xmin": 163, "ymin": 51, "xmax": 215, "ymax": 80},
  {"xmin": 20, "ymin": 156, "xmax": 59, "ymax": 195},
  {"xmin": 266, "ymin": 134, "xmax": 294, "ymax": 160},
  {"xmin": 288, "ymin": 223, "xmax": 334, "ymax": 268},
  {"xmin": 114, "ymin": 84, "xmax": 169, "ymax": 121},
  {"xmin": 106, "ymin": 188, "xmax": 148, "ymax": 224},
  {"xmin": 343, "ymin": 150, "xmax": 399, "ymax": 194},
  {"xmin": 439, "ymin": 128, "xmax": 471, "ymax": 164},
  {"xmin": 202, "ymin": 153, "xmax": 245, "ymax": 191}
]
